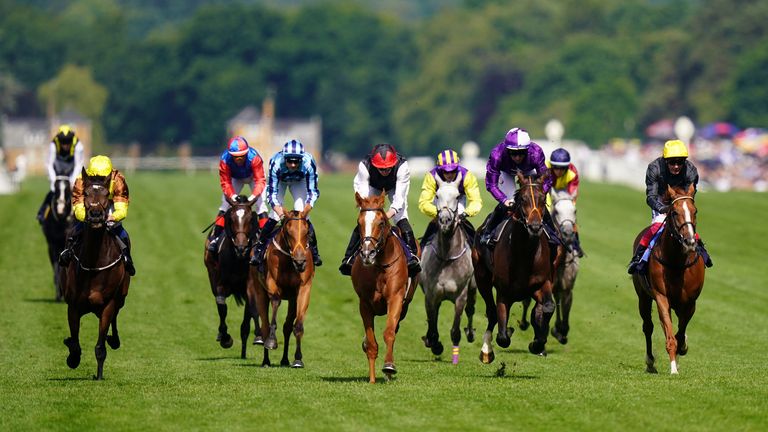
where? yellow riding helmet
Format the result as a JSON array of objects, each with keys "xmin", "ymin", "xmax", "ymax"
[
  {"xmin": 663, "ymin": 140, "xmax": 689, "ymax": 159},
  {"xmin": 86, "ymin": 155, "xmax": 113, "ymax": 177},
  {"xmin": 436, "ymin": 149, "xmax": 460, "ymax": 171}
]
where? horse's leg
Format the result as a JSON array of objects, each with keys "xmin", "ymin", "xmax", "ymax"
[
  {"xmin": 382, "ymin": 294, "xmax": 404, "ymax": 381},
  {"xmin": 529, "ymin": 283, "xmax": 555, "ymax": 356},
  {"xmin": 215, "ymin": 285, "xmax": 233, "ymax": 349},
  {"xmin": 290, "ymin": 282, "xmax": 312, "ymax": 369},
  {"xmin": 475, "ymin": 266, "xmax": 496, "ymax": 364},
  {"xmin": 675, "ymin": 301, "xmax": 696, "ymax": 357},
  {"xmin": 280, "ymin": 299, "xmax": 296, "ymax": 367},
  {"xmin": 267, "ymin": 294, "xmax": 281, "ymax": 350},
  {"xmin": 423, "ymin": 289, "xmax": 443, "ymax": 356},
  {"xmin": 637, "ymin": 289, "xmax": 657, "ymax": 373},
  {"xmin": 240, "ymin": 302, "xmax": 251, "ymax": 360},
  {"xmin": 653, "ymin": 294, "xmax": 679, "ymax": 374},
  {"xmin": 518, "ymin": 298, "xmax": 531, "ymax": 330},
  {"xmin": 94, "ymin": 300, "xmax": 117, "ymax": 380},
  {"xmin": 450, "ymin": 288, "xmax": 469, "ymax": 364},
  {"xmin": 359, "ymin": 301, "xmax": 378, "ymax": 384},
  {"xmin": 252, "ymin": 277, "xmax": 272, "ymax": 367},
  {"xmin": 464, "ymin": 277, "xmax": 477, "ymax": 343},
  {"xmin": 495, "ymin": 295, "xmax": 512, "ymax": 349},
  {"xmin": 106, "ymin": 308, "xmax": 121, "ymax": 350},
  {"xmin": 64, "ymin": 304, "xmax": 82, "ymax": 369}
]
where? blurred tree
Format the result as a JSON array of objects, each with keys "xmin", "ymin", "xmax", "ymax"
[
  {"xmin": 0, "ymin": 71, "xmax": 23, "ymax": 114},
  {"xmin": 37, "ymin": 64, "xmax": 108, "ymax": 120},
  {"xmin": 727, "ymin": 43, "xmax": 768, "ymax": 127}
]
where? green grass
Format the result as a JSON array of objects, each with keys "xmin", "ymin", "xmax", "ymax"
[{"xmin": 1, "ymin": 172, "xmax": 766, "ymax": 431}]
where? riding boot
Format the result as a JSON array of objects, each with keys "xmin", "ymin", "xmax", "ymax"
[
  {"xmin": 627, "ymin": 244, "xmax": 648, "ymax": 274},
  {"xmin": 118, "ymin": 228, "xmax": 136, "ymax": 277},
  {"xmin": 479, "ymin": 203, "xmax": 505, "ymax": 247},
  {"xmin": 37, "ymin": 191, "xmax": 53, "ymax": 224},
  {"xmin": 338, "ymin": 227, "xmax": 361, "ymax": 276},
  {"xmin": 307, "ymin": 221, "xmax": 322, "ymax": 266},
  {"xmin": 250, "ymin": 218, "xmax": 278, "ymax": 266},
  {"xmin": 543, "ymin": 210, "xmax": 562, "ymax": 247},
  {"xmin": 697, "ymin": 240, "xmax": 713, "ymax": 268},
  {"xmin": 397, "ymin": 219, "xmax": 422, "ymax": 277},
  {"xmin": 420, "ymin": 220, "xmax": 438, "ymax": 249},
  {"xmin": 58, "ymin": 222, "xmax": 83, "ymax": 267},
  {"xmin": 573, "ymin": 232, "xmax": 585, "ymax": 258},
  {"xmin": 207, "ymin": 211, "xmax": 226, "ymax": 254}
]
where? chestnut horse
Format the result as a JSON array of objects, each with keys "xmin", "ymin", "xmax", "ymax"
[
  {"xmin": 41, "ymin": 175, "xmax": 73, "ymax": 301},
  {"xmin": 473, "ymin": 173, "xmax": 560, "ymax": 364},
  {"xmin": 204, "ymin": 196, "xmax": 261, "ymax": 359},
  {"xmin": 60, "ymin": 171, "xmax": 131, "ymax": 380},
  {"xmin": 632, "ymin": 184, "xmax": 705, "ymax": 374},
  {"xmin": 351, "ymin": 192, "xmax": 417, "ymax": 383},
  {"xmin": 250, "ymin": 210, "xmax": 315, "ymax": 368}
]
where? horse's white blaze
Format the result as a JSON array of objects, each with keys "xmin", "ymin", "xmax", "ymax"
[
  {"xmin": 56, "ymin": 186, "xmax": 65, "ymax": 213},
  {"xmin": 670, "ymin": 360, "xmax": 679, "ymax": 374},
  {"xmin": 682, "ymin": 201, "xmax": 695, "ymax": 238},
  {"xmin": 364, "ymin": 211, "xmax": 375, "ymax": 238},
  {"xmin": 235, "ymin": 208, "xmax": 245, "ymax": 218},
  {"xmin": 481, "ymin": 330, "xmax": 493, "ymax": 354}
]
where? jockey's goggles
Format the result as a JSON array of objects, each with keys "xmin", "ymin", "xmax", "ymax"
[
  {"xmin": 666, "ymin": 158, "xmax": 686, "ymax": 167},
  {"xmin": 285, "ymin": 156, "xmax": 302, "ymax": 164}
]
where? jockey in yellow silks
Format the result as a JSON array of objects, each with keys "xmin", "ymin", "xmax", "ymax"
[
  {"xmin": 546, "ymin": 147, "xmax": 584, "ymax": 257},
  {"xmin": 418, "ymin": 149, "xmax": 482, "ymax": 248}
]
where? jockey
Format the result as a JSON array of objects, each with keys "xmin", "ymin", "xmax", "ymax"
[
  {"xmin": 547, "ymin": 148, "xmax": 585, "ymax": 257},
  {"xmin": 479, "ymin": 127, "xmax": 555, "ymax": 247},
  {"xmin": 418, "ymin": 149, "xmax": 482, "ymax": 248},
  {"xmin": 207, "ymin": 136, "xmax": 268, "ymax": 255},
  {"xmin": 36, "ymin": 125, "xmax": 85, "ymax": 223},
  {"xmin": 251, "ymin": 139, "xmax": 322, "ymax": 267},
  {"xmin": 58, "ymin": 155, "xmax": 135, "ymax": 276},
  {"xmin": 339, "ymin": 143, "xmax": 421, "ymax": 277},
  {"xmin": 628, "ymin": 139, "xmax": 713, "ymax": 274}
]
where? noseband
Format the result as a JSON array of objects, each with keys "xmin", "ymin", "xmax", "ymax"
[
  {"xmin": 513, "ymin": 181, "xmax": 544, "ymax": 231},
  {"xmin": 271, "ymin": 216, "xmax": 309, "ymax": 263},
  {"xmin": 666, "ymin": 195, "xmax": 697, "ymax": 246}
]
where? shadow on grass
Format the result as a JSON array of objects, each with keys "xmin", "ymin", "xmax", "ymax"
[
  {"xmin": 195, "ymin": 356, "xmax": 242, "ymax": 361},
  {"xmin": 320, "ymin": 376, "xmax": 376, "ymax": 383},
  {"xmin": 24, "ymin": 298, "xmax": 62, "ymax": 304},
  {"xmin": 47, "ymin": 376, "xmax": 94, "ymax": 381}
]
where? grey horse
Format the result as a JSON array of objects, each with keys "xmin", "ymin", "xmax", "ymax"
[
  {"xmin": 519, "ymin": 190, "xmax": 580, "ymax": 344},
  {"xmin": 419, "ymin": 173, "xmax": 477, "ymax": 363}
]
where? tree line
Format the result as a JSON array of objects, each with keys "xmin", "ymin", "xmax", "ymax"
[{"xmin": 1, "ymin": 0, "xmax": 767, "ymax": 157}]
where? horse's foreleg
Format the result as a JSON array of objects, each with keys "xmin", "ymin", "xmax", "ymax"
[
  {"xmin": 291, "ymin": 283, "xmax": 312, "ymax": 369},
  {"xmin": 94, "ymin": 300, "xmax": 116, "ymax": 380},
  {"xmin": 475, "ymin": 270, "xmax": 496, "ymax": 364},
  {"xmin": 530, "ymin": 283, "xmax": 555, "ymax": 356},
  {"xmin": 519, "ymin": 298, "xmax": 531, "ymax": 331},
  {"xmin": 674, "ymin": 301, "xmax": 696, "ymax": 357},
  {"xmin": 252, "ymin": 276, "xmax": 272, "ymax": 367},
  {"xmin": 359, "ymin": 301, "xmax": 378, "ymax": 384},
  {"xmin": 464, "ymin": 277, "xmax": 477, "ymax": 343},
  {"xmin": 637, "ymin": 290, "xmax": 656, "ymax": 373},
  {"xmin": 281, "ymin": 299, "xmax": 296, "ymax": 367},
  {"xmin": 267, "ymin": 294, "xmax": 281, "ymax": 351},
  {"xmin": 450, "ymin": 289, "xmax": 468, "ymax": 364},
  {"xmin": 423, "ymin": 290, "xmax": 443, "ymax": 356},
  {"xmin": 382, "ymin": 295, "xmax": 404, "ymax": 380},
  {"xmin": 654, "ymin": 295, "xmax": 678, "ymax": 374},
  {"xmin": 240, "ymin": 302, "xmax": 251, "ymax": 360},
  {"xmin": 495, "ymin": 296, "xmax": 512, "ymax": 349},
  {"xmin": 106, "ymin": 308, "xmax": 121, "ymax": 350},
  {"xmin": 64, "ymin": 304, "xmax": 82, "ymax": 369},
  {"xmin": 214, "ymin": 286, "xmax": 233, "ymax": 349}
]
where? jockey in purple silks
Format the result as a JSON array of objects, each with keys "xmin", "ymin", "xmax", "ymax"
[{"xmin": 479, "ymin": 127, "xmax": 558, "ymax": 248}]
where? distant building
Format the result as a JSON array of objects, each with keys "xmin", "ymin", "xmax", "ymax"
[{"xmin": 227, "ymin": 95, "xmax": 322, "ymax": 162}]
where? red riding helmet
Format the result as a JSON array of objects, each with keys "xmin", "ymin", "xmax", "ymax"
[{"xmin": 370, "ymin": 144, "xmax": 398, "ymax": 169}]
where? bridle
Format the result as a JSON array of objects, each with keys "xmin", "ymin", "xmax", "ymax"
[
  {"xmin": 51, "ymin": 176, "xmax": 72, "ymax": 222},
  {"xmin": 513, "ymin": 179, "xmax": 544, "ymax": 232},
  {"xmin": 84, "ymin": 184, "xmax": 109, "ymax": 226},
  {"xmin": 665, "ymin": 195, "xmax": 697, "ymax": 246},
  {"xmin": 357, "ymin": 206, "xmax": 401, "ymax": 268},
  {"xmin": 431, "ymin": 204, "xmax": 468, "ymax": 262},
  {"xmin": 226, "ymin": 205, "xmax": 255, "ymax": 256},
  {"xmin": 271, "ymin": 215, "xmax": 309, "ymax": 264}
]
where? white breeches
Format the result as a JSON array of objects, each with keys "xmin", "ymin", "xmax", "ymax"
[
  {"xmin": 269, "ymin": 181, "xmax": 310, "ymax": 221},
  {"xmin": 219, "ymin": 178, "xmax": 268, "ymax": 214}
]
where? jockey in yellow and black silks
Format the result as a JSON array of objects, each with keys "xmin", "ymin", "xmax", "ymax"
[{"xmin": 36, "ymin": 125, "xmax": 84, "ymax": 223}]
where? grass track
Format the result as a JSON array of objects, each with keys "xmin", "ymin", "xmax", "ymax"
[{"xmin": 1, "ymin": 172, "xmax": 766, "ymax": 431}]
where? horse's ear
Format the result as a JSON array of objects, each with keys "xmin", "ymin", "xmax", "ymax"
[
  {"xmin": 667, "ymin": 184, "xmax": 676, "ymax": 199},
  {"xmin": 686, "ymin": 183, "xmax": 695, "ymax": 197},
  {"xmin": 355, "ymin": 192, "xmax": 363, "ymax": 207},
  {"xmin": 457, "ymin": 170, "xmax": 464, "ymax": 185},
  {"xmin": 434, "ymin": 173, "xmax": 445, "ymax": 187},
  {"xmin": 81, "ymin": 167, "xmax": 88, "ymax": 181},
  {"xmin": 516, "ymin": 170, "xmax": 525, "ymax": 185}
]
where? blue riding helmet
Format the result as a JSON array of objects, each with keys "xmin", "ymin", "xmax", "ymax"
[
  {"xmin": 282, "ymin": 139, "xmax": 305, "ymax": 158},
  {"xmin": 550, "ymin": 148, "xmax": 571, "ymax": 167}
]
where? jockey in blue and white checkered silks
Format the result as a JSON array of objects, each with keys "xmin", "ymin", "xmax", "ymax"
[{"xmin": 251, "ymin": 139, "xmax": 322, "ymax": 267}]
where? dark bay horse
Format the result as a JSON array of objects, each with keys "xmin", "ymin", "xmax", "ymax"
[
  {"xmin": 473, "ymin": 173, "xmax": 561, "ymax": 364},
  {"xmin": 60, "ymin": 171, "xmax": 131, "ymax": 380},
  {"xmin": 632, "ymin": 184, "xmax": 705, "ymax": 374},
  {"xmin": 204, "ymin": 196, "xmax": 261, "ymax": 359},
  {"xmin": 419, "ymin": 174, "xmax": 476, "ymax": 364},
  {"xmin": 351, "ymin": 192, "xmax": 417, "ymax": 383},
  {"xmin": 250, "ymin": 210, "xmax": 315, "ymax": 368},
  {"xmin": 41, "ymin": 175, "xmax": 73, "ymax": 301}
]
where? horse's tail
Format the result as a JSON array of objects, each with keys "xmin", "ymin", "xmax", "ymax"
[{"xmin": 232, "ymin": 285, "xmax": 246, "ymax": 306}]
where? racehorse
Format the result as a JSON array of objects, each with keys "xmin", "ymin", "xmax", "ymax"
[
  {"xmin": 632, "ymin": 184, "xmax": 705, "ymax": 374},
  {"xmin": 351, "ymin": 192, "xmax": 417, "ymax": 383},
  {"xmin": 204, "ymin": 196, "xmax": 261, "ymax": 359},
  {"xmin": 547, "ymin": 191, "xmax": 580, "ymax": 344},
  {"xmin": 473, "ymin": 172, "xmax": 560, "ymax": 364},
  {"xmin": 60, "ymin": 170, "xmax": 131, "ymax": 380},
  {"xmin": 250, "ymin": 209, "xmax": 315, "ymax": 368},
  {"xmin": 41, "ymin": 175, "xmax": 73, "ymax": 301},
  {"xmin": 419, "ymin": 174, "xmax": 476, "ymax": 364}
]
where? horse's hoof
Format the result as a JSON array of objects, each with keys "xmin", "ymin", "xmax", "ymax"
[
  {"xmin": 216, "ymin": 333, "xmax": 222, "ymax": 342},
  {"xmin": 518, "ymin": 320, "xmax": 530, "ymax": 331},
  {"xmin": 421, "ymin": 335, "xmax": 431, "ymax": 348},
  {"xmin": 528, "ymin": 341, "xmax": 546, "ymax": 356},
  {"xmin": 464, "ymin": 327, "xmax": 475, "ymax": 343},
  {"xmin": 551, "ymin": 327, "xmax": 567, "ymax": 345},
  {"xmin": 496, "ymin": 334, "xmax": 511, "ymax": 349},
  {"xmin": 106, "ymin": 334, "xmax": 121, "ymax": 350},
  {"xmin": 252, "ymin": 335, "xmax": 264, "ymax": 345},
  {"xmin": 66, "ymin": 353, "xmax": 81, "ymax": 369},
  {"xmin": 479, "ymin": 350, "xmax": 495, "ymax": 364},
  {"xmin": 280, "ymin": 358, "xmax": 290, "ymax": 367},
  {"xmin": 291, "ymin": 360, "xmax": 304, "ymax": 369},
  {"xmin": 264, "ymin": 337, "xmax": 278, "ymax": 351},
  {"xmin": 220, "ymin": 334, "xmax": 234, "ymax": 349},
  {"xmin": 261, "ymin": 362, "xmax": 271, "ymax": 368},
  {"xmin": 646, "ymin": 365, "xmax": 658, "ymax": 374},
  {"xmin": 92, "ymin": 374, "xmax": 103, "ymax": 381},
  {"xmin": 382, "ymin": 363, "xmax": 397, "ymax": 375},
  {"xmin": 431, "ymin": 341, "xmax": 444, "ymax": 356}
]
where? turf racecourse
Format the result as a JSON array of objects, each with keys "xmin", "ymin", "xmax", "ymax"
[{"xmin": 1, "ymin": 172, "xmax": 766, "ymax": 431}]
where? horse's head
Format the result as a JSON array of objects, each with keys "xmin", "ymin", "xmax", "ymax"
[
  {"xmin": 552, "ymin": 191, "xmax": 576, "ymax": 245},
  {"xmin": 434, "ymin": 173, "xmax": 462, "ymax": 234},
  {"xmin": 52, "ymin": 176, "xmax": 72, "ymax": 220},
  {"xmin": 226, "ymin": 195, "xmax": 257, "ymax": 259},
  {"xmin": 665, "ymin": 184, "xmax": 698, "ymax": 254},
  {"xmin": 513, "ymin": 172, "xmax": 547, "ymax": 236},
  {"xmin": 280, "ymin": 210, "xmax": 311, "ymax": 272},
  {"xmin": 355, "ymin": 191, "xmax": 389, "ymax": 266},
  {"xmin": 82, "ymin": 169, "xmax": 111, "ymax": 228}
]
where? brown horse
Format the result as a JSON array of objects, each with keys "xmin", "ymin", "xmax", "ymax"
[
  {"xmin": 204, "ymin": 196, "xmax": 261, "ymax": 359},
  {"xmin": 350, "ymin": 192, "xmax": 417, "ymax": 383},
  {"xmin": 60, "ymin": 171, "xmax": 131, "ymax": 380},
  {"xmin": 41, "ymin": 175, "xmax": 73, "ymax": 301},
  {"xmin": 250, "ymin": 210, "xmax": 315, "ymax": 368},
  {"xmin": 473, "ymin": 173, "xmax": 561, "ymax": 364},
  {"xmin": 632, "ymin": 184, "xmax": 705, "ymax": 374}
]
